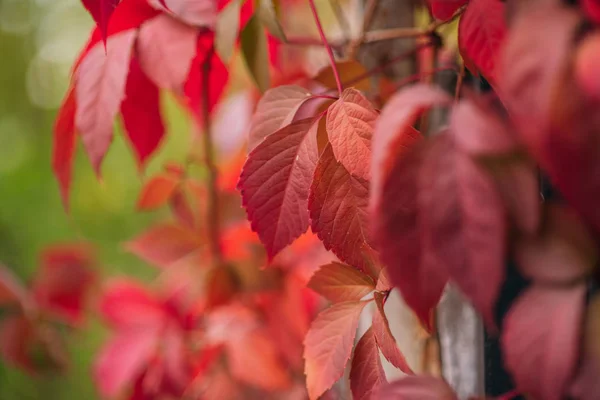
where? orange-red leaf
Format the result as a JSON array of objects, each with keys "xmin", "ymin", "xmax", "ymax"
[
  {"xmin": 81, "ymin": 0, "xmax": 119, "ymax": 44},
  {"xmin": 125, "ymin": 223, "xmax": 203, "ymax": 268},
  {"xmin": 121, "ymin": 57, "xmax": 165, "ymax": 167},
  {"xmin": 327, "ymin": 88, "xmax": 378, "ymax": 180},
  {"xmin": 137, "ymin": 14, "xmax": 198, "ymax": 91},
  {"xmin": 427, "ymin": 0, "xmax": 468, "ymax": 21},
  {"xmin": 52, "ymin": 88, "xmax": 77, "ymax": 210},
  {"xmin": 379, "ymin": 376, "xmax": 458, "ymax": 399},
  {"xmin": 373, "ymin": 292, "xmax": 413, "ymax": 374},
  {"xmin": 350, "ymin": 327, "xmax": 387, "ymax": 400},
  {"xmin": 501, "ymin": 285, "xmax": 585, "ymax": 400},
  {"xmin": 136, "ymin": 174, "xmax": 180, "ymax": 210},
  {"xmin": 309, "ymin": 145, "xmax": 373, "ymax": 273},
  {"xmin": 458, "ymin": 0, "xmax": 506, "ymax": 85},
  {"xmin": 307, "ymin": 262, "xmax": 375, "ymax": 303},
  {"xmin": 239, "ymin": 118, "xmax": 320, "ymax": 258},
  {"xmin": 75, "ymin": 29, "xmax": 136, "ymax": 173},
  {"xmin": 304, "ymin": 301, "xmax": 369, "ymax": 400},
  {"xmin": 247, "ymin": 85, "xmax": 312, "ymax": 150}
]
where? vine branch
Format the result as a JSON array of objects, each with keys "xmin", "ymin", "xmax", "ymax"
[
  {"xmin": 201, "ymin": 47, "xmax": 223, "ymax": 266},
  {"xmin": 308, "ymin": 0, "xmax": 343, "ymax": 96}
]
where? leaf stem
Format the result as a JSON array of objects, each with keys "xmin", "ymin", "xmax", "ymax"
[
  {"xmin": 201, "ymin": 47, "xmax": 223, "ymax": 266},
  {"xmin": 308, "ymin": 0, "xmax": 343, "ymax": 96}
]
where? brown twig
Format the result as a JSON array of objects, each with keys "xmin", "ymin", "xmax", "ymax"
[
  {"xmin": 201, "ymin": 47, "xmax": 223, "ymax": 265},
  {"xmin": 347, "ymin": 0, "xmax": 379, "ymax": 59}
]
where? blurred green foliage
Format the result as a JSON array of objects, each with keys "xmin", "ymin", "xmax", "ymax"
[{"xmin": 0, "ymin": 1, "xmax": 195, "ymax": 398}]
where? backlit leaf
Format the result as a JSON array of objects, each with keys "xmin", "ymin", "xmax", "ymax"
[
  {"xmin": 52, "ymin": 88, "xmax": 77, "ymax": 210},
  {"xmin": 215, "ymin": 0, "xmax": 244, "ymax": 62},
  {"xmin": 304, "ymin": 301, "xmax": 369, "ymax": 400},
  {"xmin": 125, "ymin": 223, "xmax": 203, "ymax": 268},
  {"xmin": 307, "ymin": 262, "xmax": 375, "ymax": 303},
  {"xmin": 257, "ymin": 0, "xmax": 286, "ymax": 42},
  {"xmin": 247, "ymin": 84, "xmax": 312, "ymax": 150},
  {"xmin": 137, "ymin": 14, "xmax": 198, "ymax": 92},
  {"xmin": 372, "ymin": 292, "xmax": 413, "ymax": 374},
  {"xmin": 378, "ymin": 376, "xmax": 458, "ymax": 399},
  {"xmin": 458, "ymin": 0, "xmax": 506, "ymax": 85},
  {"xmin": 136, "ymin": 174, "xmax": 180, "ymax": 211},
  {"xmin": 239, "ymin": 118, "xmax": 320, "ymax": 258},
  {"xmin": 241, "ymin": 14, "xmax": 270, "ymax": 93},
  {"xmin": 502, "ymin": 285, "xmax": 585, "ymax": 400},
  {"xmin": 309, "ymin": 145, "xmax": 373, "ymax": 273},
  {"xmin": 81, "ymin": 0, "xmax": 119, "ymax": 43},
  {"xmin": 515, "ymin": 205, "xmax": 597, "ymax": 285},
  {"xmin": 350, "ymin": 327, "xmax": 387, "ymax": 400},
  {"xmin": 148, "ymin": 0, "xmax": 217, "ymax": 27},
  {"xmin": 75, "ymin": 29, "xmax": 136, "ymax": 173},
  {"xmin": 326, "ymin": 88, "xmax": 378, "ymax": 180},
  {"xmin": 121, "ymin": 57, "xmax": 165, "ymax": 166}
]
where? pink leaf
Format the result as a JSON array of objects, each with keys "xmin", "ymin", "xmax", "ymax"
[
  {"xmin": 327, "ymin": 88, "xmax": 378, "ymax": 180},
  {"xmin": 372, "ymin": 292, "xmax": 413, "ymax": 374},
  {"xmin": 307, "ymin": 262, "xmax": 375, "ymax": 303},
  {"xmin": 247, "ymin": 85, "xmax": 313, "ymax": 150},
  {"xmin": 148, "ymin": 0, "xmax": 217, "ymax": 27},
  {"xmin": 372, "ymin": 84, "xmax": 450, "ymax": 207},
  {"xmin": 99, "ymin": 279, "xmax": 165, "ymax": 328},
  {"xmin": 81, "ymin": 0, "xmax": 120, "ymax": 44},
  {"xmin": 458, "ymin": 0, "xmax": 506, "ymax": 85},
  {"xmin": 125, "ymin": 223, "xmax": 203, "ymax": 268},
  {"xmin": 378, "ymin": 376, "xmax": 458, "ymax": 399},
  {"xmin": 75, "ymin": 29, "xmax": 136, "ymax": 174},
  {"xmin": 427, "ymin": 0, "xmax": 468, "ymax": 21},
  {"xmin": 501, "ymin": 285, "xmax": 585, "ymax": 400},
  {"xmin": 94, "ymin": 328, "xmax": 160, "ymax": 397},
  {"xmin": 515, "ymin": 205, "xmax": 597, "ymax": 285},
  {"xmin": 137, "ymin": 14, "xmax": 198, "ymax": 92},
  {"xmin": 304, "ymin": 301, "xmax": 370, "ymax": 400},
  {"xmin": 309, "ymin": 144, "xmax": 374, "ymax": 273},
  {"xmin": 121, "ymin": 57, "xmax": 165, "ymax": 166},
  {"xmin": 424, "ymin": 135, "xmax": 506, "ymax": 328},
  {"xmin": 238, "ymin": 118, "xmax": 320, "ymax": 258},
  {"xmin": 350, "ymin": 327, "xmax": 387, "ymax": 400},
  {"xmin": 52, "ymin": 88, "xmax": 77, "ymax": 210},
  {"xmin": 373, "ymin": 137, "xmax": 447, "ymax": 331},
  {"xmin": 32, "ymin": 243, "xmax": 96, "ymax": 325}
]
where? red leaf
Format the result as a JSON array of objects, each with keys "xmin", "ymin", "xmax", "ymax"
[
  {"xmin": 373, "ymin": 137, "xmax": 448, "ymax": 331},
  {"xmin": 427, "ymin": 0, "xmax": 468, "ymax": 21},
  {"xmin": 137, "ymin": 174, "xmax": 180, "ymax": 211},
  {"xmin": 121, "ymin": 57, "xmax": 165, "ymax": 167},
  {"xmin": 515, "ymin": 205, "xmax": 597, "ymax": 285},
  {"xmin": 449, "ymin": 95, "xmax": 519, "ymax": 156},
  {"xmin": 372, "ymin": 292, "xmax": 413, "ymax": 374},
  {"xmin": 75, "ymin": 29, "xmax": 136, "ymax": 174},
  {"xmin": 458, "ymin": 0, "xmax": 506, "ymax": 85},
  {"xmin": 378, "ymin": 376, "xmax": 458, "ymax": 399},
  {"xmin": 137, "ymin": 14, "xmax": 198, "ymax": 92},
  {"xmin": 226, "ymin": 329, "xmax": 291, "ymax": 390},
  {"xmin": 424, "ymin": 135, "xmax": 506, "ymax": 328},
  {"xmin": 501, "ymin": 285, "xmax": 585, "ymax": 400},
  {"xmin": 327, "ymin": 88, "xmax": 378, "ymax": 180},
  {"xmin": 81, "ymin": 0, "xmax": 119, "ymax": 44},
  {"xmin": 99, "ymin": 279, "xmax": 165, "ymax": 328},
  {"xmin": 184, "ymin": 32, "xmax": 229, "ymax": 117},
  {"xmin": 170, "ymin": 189, "xmax": 196, "ymax": 229},
  {"xmin": 0, "ymin": 316, "xmax": 35, "ymax": 371},
  {"xmin": 125, "ymin": 223, "xmax": 203, "ymax": 268},
  {"xmin": 247, "ymin": 85, "xmax": 313, "ymax": 150},
  {"xmin": 372, "ymin": 84, "xmax": 450, "ymax": 206},
  {"xmin": 52, "ymin": 88, "xmax": 77, "ymax": 210},
  {"xmin": 147, "ymin": 0, "xmax": 216, "ymax": 27},
  {"xmin": 309, "ymin": 145, "xmax": 373, "ymax": 273},
  {"xmin": 32, "ymin": 244, "xmax": 96, "ymax": 325},
  {"xmin": 350, "ymin": 327, "xmax": 387, "ymax": 400},
  {"xmin": 583, "ymin": 0, "xmax": 600, "ymax": 24},
  {"xmin": 307, "ymin": 262, "xmax": 375, "ymax": 303},
  {"xmin": 94, "ymin": 328, "xmax": 160, "ymax": 397},
  {"xmin": 239, "ymin": 118, "xmax": 320, "ymax": 258},
  {"xmin": 304, "ymin": 301, "xmax": 370, "ymax": 400}
]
